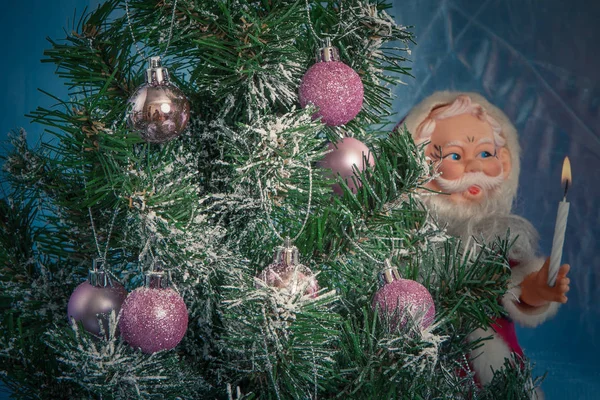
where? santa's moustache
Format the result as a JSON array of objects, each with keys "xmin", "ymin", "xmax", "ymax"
[{"xmin": 435, "ymin": 171, "xmax": 505, "ymax": 193}]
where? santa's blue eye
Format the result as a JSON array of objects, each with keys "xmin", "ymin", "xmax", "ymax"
[
  {"xmin": 479, "ymin": 151, "xmax": 493, "ymax": 158},
  {"xmin": 448, "ymin": 153, "xmax": 461, "ymax": 160}
]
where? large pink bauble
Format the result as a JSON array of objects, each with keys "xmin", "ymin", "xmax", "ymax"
[
  {"xmin": 119, "ymin": 287, "xmax": 188, "ymax": 354},
  {"xmin": 299, "ymin": 61, "xmax": 364, "ymax": 126},
  {"xmin": 372, "ymin": 279, "xmax": 435, "ymax": 330},
  {"xmin": 319, "ymin": 137, "xmax": 375, "ymax": 195},
  {"xmin": 67, "ymin": 280, "xmax": 128, "ymax": 337},
  {"xmin": 258, "ymin": 263, "xmax": 319, "ymax": 297}
]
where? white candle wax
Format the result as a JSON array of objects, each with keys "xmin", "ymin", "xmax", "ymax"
[{"xmin": 548, "ymin": 199, "xmax": 570, "ymax": 286}]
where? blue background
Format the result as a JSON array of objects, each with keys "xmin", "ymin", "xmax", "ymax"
[
  {"xmin": 1, "ymin": 1, "xmax": 598, "ymax": 399},
  {"xmin": 390, "ymin": 0, "xmax": 600, "ymax": 398}
]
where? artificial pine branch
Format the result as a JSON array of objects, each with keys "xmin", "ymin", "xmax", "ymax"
[{"xmin": 46, "ymin": 312, "xmax": 210, "ymax": 399}]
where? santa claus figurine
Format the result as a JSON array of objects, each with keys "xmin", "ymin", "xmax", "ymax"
[{"xmin": 402, "ymin": 92, "xmax": 571, "ymax": 395}]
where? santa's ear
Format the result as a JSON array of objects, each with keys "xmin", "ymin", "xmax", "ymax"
[{"xmin": 498, "ymin": 147, "xmax": 511, "ymax": 179}]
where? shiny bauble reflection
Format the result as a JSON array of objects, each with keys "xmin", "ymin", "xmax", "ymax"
[
  {"xmin": 255, "ymin": 239, "xmax": 319, "ymax": 297},
  {"xmin": 127, "ymin": 83, "xmax": 190, "ymax": 143},
  {"xmin": 319, "ymin": 137, "xmax": 374, "ymax": 195},
  {"xmin": 257, "ymin": 262, "xmax": 319, "ymax": 297},
  {"xmin": 126, "ymin": 56, "xmax": 190, "ymax": 143},
  {"xmin": 67, "ymin": 280, "xmax": 128, "ymax": 337}
]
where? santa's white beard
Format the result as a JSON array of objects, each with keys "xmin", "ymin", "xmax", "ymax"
[{"xmin": 421, "ymin": 184, "xmax": 539, "ymax": 261}]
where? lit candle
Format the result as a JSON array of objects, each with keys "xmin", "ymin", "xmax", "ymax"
[{"xmin": 548, "ymin": 157, "xmax": 572, "ymax": 287}]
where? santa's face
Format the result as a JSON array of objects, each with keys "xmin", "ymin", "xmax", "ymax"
[{"xmin": 425, "ymin": 113, "xmax": 511, "ymax": 206}]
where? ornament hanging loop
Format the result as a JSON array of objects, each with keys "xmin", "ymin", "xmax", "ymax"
[
  {"xmin": 316, "ymin": 38, "xmax": 340, "ymax": 62},
  {"xmin": 146, "ymin": 56, "xmax": 171, "ymax": 86},
  {"xmin": 92, "ymin": 257, "xmax": 105, "ymax": 271},
  {"xmin": 256, "ymin": 160, "xmax": 313, "ymax": 243},
  {"xmin": 340, "ymin": 224, "xmax": 403, "ymax": 282},
  {"xmin": 87, "ymin": 257, "xmax": 112, "ymax": 288},
  {"xmin": 274, "ymin": 237, "xmax": 300, "ymax": 267},
  {"xmin": 378, "ymin": 259, "xmax": 402, "ymax": 286},
  {"xmin": 304, "ymin": 0, "xmax": 344, "ymax": 43},
  {"xmin": 124, "ymin": 0, "xmax": 179, "ymax": 61},
  {"xmin": 144, "ymin": 259, "xmax": 170, "ymax": 289}
]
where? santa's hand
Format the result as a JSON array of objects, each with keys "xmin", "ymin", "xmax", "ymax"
[{"xmin": 519, "ymin": 257, "xmax": 570, "ymax": 307}]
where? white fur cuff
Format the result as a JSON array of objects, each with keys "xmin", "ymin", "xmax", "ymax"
[{"xmin": 502, "ymin": 257, "xmax": 560, "ymax": 327}]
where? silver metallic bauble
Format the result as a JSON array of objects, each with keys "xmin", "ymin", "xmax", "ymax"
[
  {"xmin": 67, "ymin": 259, "xmax": 128, "ymax": 337},
  {"xmin": 127, "ymin": 56, "xmax": 190, "ymax": 143}
]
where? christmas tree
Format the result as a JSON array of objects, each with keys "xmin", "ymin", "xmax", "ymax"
[{"xmin": 0, "ymin": 0, "xmax": 542, "ymax": 398}]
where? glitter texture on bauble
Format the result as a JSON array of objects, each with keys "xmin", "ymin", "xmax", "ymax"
[
  {"xmin": 257, "ymin": 238, "xmax": 319, "ymax": 297},
  {"xmin": 372, "ymin": 265, "xmax": 435, "ymax": 330},
  {"xmin": 127, "ymin": 56, "xmax": 190, "ymax": 143},
  {"xmin": 119, "ymin": 267, "xmax": 188, "ymax": 354},
  {"xmin": 299, "ymin": 40, "xmax": 363, "ymax": 126},
  {"xmin": 67, "ymin": 260, "xmax": 128, "ymax": 337},
  {"xmin": 319, "ymin": 137, "xmax": 374, "ymax": 195}
]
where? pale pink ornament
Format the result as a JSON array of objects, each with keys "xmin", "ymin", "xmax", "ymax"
[
  {"xmin": 257, "ymin": 238, "xmax": 319, "ymax": 297},
  {"xmin": 299, "ymin": 40, "xmax": 364, "ymax": 126},
  {"xmin": 119, "ymin": 265, "xmax": 188, "ymax": 354},
  {"xmin": 372, "ymin": 263, "xmax": 435, "ymax": 330},
  {"xmin": 67, "ymin": 259, "xmax": 127, "ymax": 337},
  {"xmin": 319, "ymin": 137, "xmax": 375, "ymax": 195}
]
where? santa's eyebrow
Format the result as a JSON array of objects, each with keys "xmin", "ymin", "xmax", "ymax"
[
  {"xmin": 476, "ymin": 138, "xmax": 494, "ymax": 145},
  {"xmin": 444, "ymin": 140, "xmax": 465, "ymax": 147}
]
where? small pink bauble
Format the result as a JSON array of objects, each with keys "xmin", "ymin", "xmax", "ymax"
[
  {"xmin": 319, "ymin": 137, "xmax": 375, "ymax": 195},
  {"xmin": 119, "ymin": 287, "xmax": 188, "ymax": 354},
  {"xmin": 373, "ymin": 278, "xmax": 435, "ymax": 330},
  {"xmin": 258, "ymin": 263, "xmax": 319, "ymax": 297},
  {"xmin": 299, "ymin": 61, "xmax": 364, "ymax": 126}
]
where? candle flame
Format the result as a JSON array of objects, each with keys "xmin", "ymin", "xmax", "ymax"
[
  {"xmin": 561, "ymin": 157, "xmax": 572, "ymax": 185},
  {"xmin": 561, "ymin": 157, "xmax": 571, "ymax": 198}
]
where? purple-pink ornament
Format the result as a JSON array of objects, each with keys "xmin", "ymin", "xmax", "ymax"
[
  {"xmin": 257, "ymin": 238, "xmax": 319, "ymax": 297},
  {"xmin": 299, "ymin": 40, "xmax": 364, "ymax": 126},
  {"xmin": 372, "ymin": 264, "xmax": 435, "ymax": 330},
  {"xmin": 67, "ymin": 259, "xmax": 128, "ymax": 337},
  {"xmin": 319, "ymin": 137, "xmax": 374, "ymax": 195},
  {"xmin": 119, "ymin": 267, "xmax": 188, "ymax": 354}
]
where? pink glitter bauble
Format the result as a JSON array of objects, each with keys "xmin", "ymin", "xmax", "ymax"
[
  {"xmin": 319, "ymin": 137, "xmax": 375, "ymax": 195},
  {"xmin": 119, "ymin": 287, "xmax": 188, "ymax": 354},
  {"xmin": 258, "ymin": 263, "xmax": 319, "ymax": 297},
  {"xmin": 299, "ymin": 61, "xmax": 364, "ymax": 126},
  {"xmin": 372, "ymin": 279, "xmax": 435, "ymax": 330}
]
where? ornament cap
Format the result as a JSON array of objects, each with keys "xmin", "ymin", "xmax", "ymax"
[
  {"xmin": 87, "ymin": 258, "xmax": 115, "ymax": 287},
  {"xmin": 316, "ymin": 38, "xmax": 341, "ymax": 62},
  {"xmin": 273, "ymin": 237, "xmax": 300, "ymax": 267},
  {"xmin": 144, "ymin": 260, "xmax": 170, "ymax": 289},
  {"xmin": 145, "ymin": 56, "xmax": 171, "ymax": 86},
  {"xmin": 378, "ymin": 259, "xmax": 402, "ymax": 286}
]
